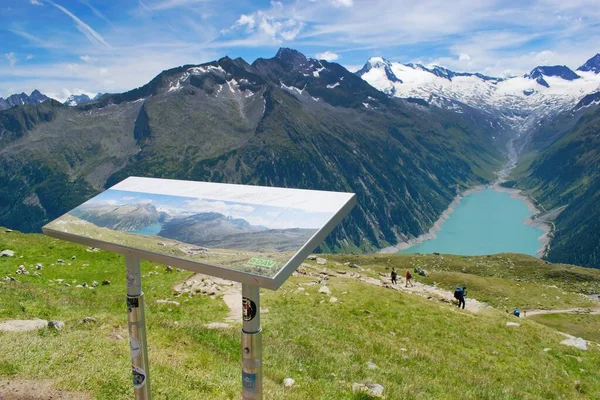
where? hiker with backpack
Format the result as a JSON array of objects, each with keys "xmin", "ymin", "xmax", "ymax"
[
  {"xmin": 454, "ymin": 285, "xmax": 466, "ymax": 309},
  {"xmin": 391, "ymin": 268, "xmax": 397, "ymax": 284},
  {"xmin": 405, "ymin": 270, "xmax": 413, "ymax": 287}
]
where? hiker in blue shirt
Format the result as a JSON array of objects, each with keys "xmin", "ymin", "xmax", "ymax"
[{"xmin": 454, "ymin": 285, "xmax": 466, "ymax": 309}]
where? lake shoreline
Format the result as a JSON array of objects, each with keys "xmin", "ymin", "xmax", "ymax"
[
  {"xmin": 380, "ymin": 141, "xmax": 552, "ymax": 257},
  {"xmin": 378, "ymin": 185, "xmax": 484, "ymax": 254}
]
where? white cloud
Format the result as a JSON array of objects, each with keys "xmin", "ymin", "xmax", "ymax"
[
  {"xmin": 47, "ymin": 1, "xmax": 110, "ymax": 48},
  {"xmin": 26, "ymin": 54, "xmax": 34, "ymax": 60},
  {"xmin": 121, "ymin": 196, "xmax": 136, "ymax": 201},
  {"xmin": 79, "ymin": 55, "xmax": 94, "ymax": 62},
  {"xmin": 185, "ymin": 199, "xmax": 255, "ymax": 216},
  {"xmin": 106, "ymin": 200, "xmax": 117, "ymax": 205},
  {"xmin": 316, "ymin": 51, "xmax": 339, "ymax": 61},
  {"xmin": 330, "ymin": 0, "xmax": 353, "ymax": 7},
  {"xmin": 4, "ymin": 53, "xmax": 17, "ymax": 67},
  {"xmin": 235, "ymin": 14, "xmax": 256, "ymax": 30},
  {"xmin": 30, "ymin": 0, "xmax": 43, "ymax": 5},
  {"xmin": 458, "ymin": 53, "xmax": 471, "ymax": 61},
  {"xmin": 231, "ymin": 4, "xmax": 304, "ymax": 44}
]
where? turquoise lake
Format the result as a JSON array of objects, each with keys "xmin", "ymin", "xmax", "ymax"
[
  {"xmin": 132, "ymin": 223, "xmax": 162, "ymax": 236},
  {"xmin": 400, "ymin": 188, "xmax": 544, "ymax": 256}
]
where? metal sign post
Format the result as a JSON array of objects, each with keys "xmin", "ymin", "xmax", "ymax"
[
  {"xmin": 241, "ymin": 285, "xmax": 262, "ymax": 399},
  {"xmin": 126, "ymin": 256, "xmax": 151, "ymax": 399}
]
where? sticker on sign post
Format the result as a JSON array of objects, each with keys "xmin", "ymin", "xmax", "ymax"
[
  {"xmin": 242, "ymin": 372, "xmax": 257, "ymax": 392},
  {"xmin": 127, "ymin": 297, "xmax": 139, "ymax": 312},
  {"xmin": 132, "ymin": 366, "xmax": 146, "ymax": 389},
  {"xmin": 242, "ymin": 297, "xmax": 257, "ymax": 321},
  {"xmin": 130, "ymin": 337, "xmax": 142, "ymax": 360}
]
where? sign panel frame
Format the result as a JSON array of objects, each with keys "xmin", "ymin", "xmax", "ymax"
[{"xmin": 42, "ymin": 177, "xmax": 357, "ymax": 290}]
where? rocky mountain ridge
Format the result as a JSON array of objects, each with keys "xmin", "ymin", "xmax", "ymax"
[
  {"xmin": 0, "ymin": 48, "xmax": 504, "ymax": 253},
  {"xmin": 0, "ymin": 90, "xmax": 49, "ymax": 111},
  {"xmin": 358, "ymin": 54, "xmax": 600, "ymax": 135}
]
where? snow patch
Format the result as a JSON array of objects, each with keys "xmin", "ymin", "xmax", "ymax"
[
  {"xmin": 187, "ymin": 65, "xmax": 226, "ymax": 75},
  {"xmin": 168, "ymin": 80, "xmax": 183, "ymax": 92},
  {"xmin": 280, "ymin": 81, "xmax": 305, "ymax": 95},
  {"xmin": 327, "ymin": 82, "xmax": 341, "ymax": 89}
]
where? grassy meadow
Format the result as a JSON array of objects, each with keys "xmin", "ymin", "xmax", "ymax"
[{"xmin": 1, "ymin": 229, "xmax": 600, "ymax": 399}]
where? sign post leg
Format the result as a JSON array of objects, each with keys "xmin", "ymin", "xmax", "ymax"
[
  {"xmin": 241, "ymin": 284, "xmax": 262, "ymax": 400},
  {"xmin": 126, "ymin": 256, "xmax": 151, "ymax": 400}
]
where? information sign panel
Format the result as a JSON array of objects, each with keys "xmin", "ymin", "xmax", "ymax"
[{"xmin": 43, "ymin": 176, "xmax": 356, "ymax": 289}]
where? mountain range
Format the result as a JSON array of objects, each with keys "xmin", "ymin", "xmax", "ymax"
[
  {"xmin": 70, "ymin": 203, "xmax": 167, "ymax": 231},
  {"xmin": 357, "ymin": 54, "xmax": 600, "ymax": 136},
  {"xmin": 68, "ymin": 202, "xmax": 313, "ymax": 251},
  {"xmin": 0, "ymin": 48, "xmax": 503, "ymax": 254},
  {"xmin": 64, "ymin": 93, "xmax": 103, "ymax": 107},
  {"xmin": 0, "ymin": 90, "xmax": 49, "ymax": 111},
  {"xmin": 1, "ymin": 48, "xmax": 599, "ymax": 267}
]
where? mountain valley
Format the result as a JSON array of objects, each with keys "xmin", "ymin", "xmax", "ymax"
[{"xmin": 1, "ymin": 49, "xmax": 599, "ymax": 267}]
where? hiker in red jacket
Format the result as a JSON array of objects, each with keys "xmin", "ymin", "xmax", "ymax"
[{"xmin": 405, "ymin": 270, "xmax": 413, "ymax": 287}]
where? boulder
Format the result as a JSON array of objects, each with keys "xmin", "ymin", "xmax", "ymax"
[
  {"xmin": 0, "ymin": 250, "xmax": 15, "ymax": 257},
  {"xmin": 316, "ymin": 258, "xmax": 327, "ymax": 265},
  {"xmin": 352, "ymin": 383, "xmax": 384, "ymax": 398},
  {"xmin": 91, "ymin": 281, "xmax": 99, "ymax": 287},
  {"xmin": 283, "ymin": 378, "xmax": 295, "ymax": 388},
  {"xmin": 102, "ymin": 280, "xmax": 111, "ymax": 286},
  {"xmin": 318, "ymin": 286, "xmax": 332, "ymax": 295},
  {"xmin": 506, "ymin": 322, "xmax": 520, "ymax": 327},
  {"xmin": 560, "ymin": 336, "xmax": 587, "ymax": 351},
  {"xmin": 307, "ymin": 255, "xmax": 318, "ymax": 261},
  {"xmin": 329, "ymin": 297, "xmax": 338, "ymax": 303},
  {"xmin": 366, "ymin": 361, "xmax": 378, "ymax": 370},
  {"xmin": 82, "ymin": 317, "xmax": 96, "ymax": 323},
  {"xmin": 348, "ymin": 263, "xmax": 360, "ymax": 269},
  {"xmin": 0, "ymin": 319, "xmax": 48, "ymax": 332},
  {"xmin": 48, "ymin": 320, "xmax": 65, "ymax": 331}
]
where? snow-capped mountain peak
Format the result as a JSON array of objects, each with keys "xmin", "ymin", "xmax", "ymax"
[
  {"xmin": 64, "ymin": 94, "xmax": 92, "ymax": 106},
  {"xmin": 357, "ymin": 53, "xmax": 600, "ymax": 133},
  {"xmin": 64, "ymin": 93, "xmax": 103, "ymax": 106},
  {"xmin": 525, "ymin": 65, "xmax": 580, "ymax": 81},
  {"xmin": 577, "ymin": 54, "xmax": 600, "ymax": 74}
]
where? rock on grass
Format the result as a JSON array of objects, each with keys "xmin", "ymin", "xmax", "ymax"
[{"xmin": 352, "ymin": 383, "xmax": 384, "ymax": 398}]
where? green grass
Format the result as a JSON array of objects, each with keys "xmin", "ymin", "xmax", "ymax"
[
  {"xmin": 529, "ymin": 313, "xmax": 600, "ymax": 343},
  {"xmin": 2, "ymin": 230, "xmax": 600, "ymax": 399},
  {"xmin": 325, "ymin": 253, "xmax": 600, "ymax": 310}
]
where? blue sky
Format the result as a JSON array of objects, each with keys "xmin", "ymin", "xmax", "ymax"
[{"xmin": 1, "ymin": 0, "xmax": 599, "ymax": 100}]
